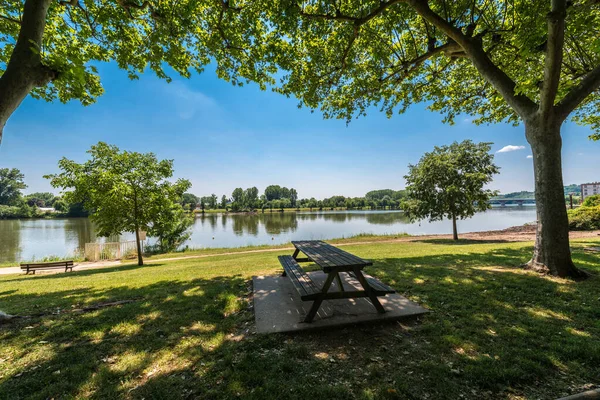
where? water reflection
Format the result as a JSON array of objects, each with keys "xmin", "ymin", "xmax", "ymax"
[
  {"xmin": 0, "ymin": 220, "xmax": 22, "ymax": 262},
  {"xmin": 0, "ymin": 207, "xmax": 537, "ymax": 262}
]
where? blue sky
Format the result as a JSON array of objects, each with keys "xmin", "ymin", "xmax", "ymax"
[{"xmin": 1, "ymin": 62, "xmax": 598, "ymax": 199}]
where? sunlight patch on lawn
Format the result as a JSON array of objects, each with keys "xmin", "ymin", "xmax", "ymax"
[
  {"xmin": 566, "ymin": 327, "xmax": 591, "ymax": 338},
  {"xmin": 109, "ymin": 322, "xmax": 142, "ymax": 336},
  {"xmin": 183, "ymin": 287, "xmax": 206, "ymax": 297},
  {"xmin": 525, "ymin": 307, "xmax": 571, "ymax": 321}
]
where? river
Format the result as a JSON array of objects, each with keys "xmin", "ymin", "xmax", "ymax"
[{"xmin": 0, "ymin": 207, "xmax": 537, "ymax": 263}]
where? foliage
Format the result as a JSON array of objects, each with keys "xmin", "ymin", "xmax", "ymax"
[
  {"xmin": 0, "ymin": 205, "xmax": 22, "ymax": 219},
  {"xmin": 46, "ymin": 142, "xmax": 191, "ymax": 264},
  {"xmin": 24, "ymin": 192, "xmax": 57, "ymax": 208},
  {"xmin": 0, "ymin": 239, "xmax": 599, "ymax": 398},
  {"xmin": 582, "ymin": 194, "xmax": 600, "ymax": 208},
  {"xmin": 564, "ymin": 184, "xmax": 582, "ymax": 196},
  {"xmin": 492, "ymin": 191, "xmax": 535, "ymax": 200},
  {"xmin": 0, "ymin": 0, "xmax": 273, "ymax": 116},
  {"xmin": 244, "ymin": 1, "xmax": 600, "ymax": 135},
  {"xmin": 402, "ymin": 141, "xmax": 499, "ymax": 238},
  {"xmin": 148, "ymin": 204, "xmax": 194, "ymax": 253},
  {"xmin": 181, "ymin": 193, "xmax": 199, "ymax": 210},
  {"xmin": 568, "ymin": 205, "xmax": 600, "ymax": 230},
  {"xmin": 0, "ymin": 168, "xmax": 26, "ymax": 206}
]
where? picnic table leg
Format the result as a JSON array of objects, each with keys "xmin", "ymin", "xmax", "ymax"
[
  {"xmin": 334, "ymin": 273, "xmax": 345, "ymax": 292},
  {"xmin": 292, "ymin": 249, "xmax": 300, "ymax": 260},
  {"xmin": 353, "ymin": 267, "xmax": 386, "ymax": 314},
  {"xmin": 304, "ymin": 271, "xmax": 337, "ymax": 323}
]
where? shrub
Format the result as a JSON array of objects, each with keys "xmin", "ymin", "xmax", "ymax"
[
  {"xmin": 568, "ymin": 205, "xmax": 600, "ymax": 230},
  {"xmin": 582, "ymin": 194, "xmax": 600, "ymax": 207},
  {"xmin": 0, "ymin": 205, "xmax": 22, "ymax": 219}
]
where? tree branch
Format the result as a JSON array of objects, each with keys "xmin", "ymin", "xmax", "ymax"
[
  {"xmin": 381, "ymin": 41, "xmax": 462, "ymax": 83},
  {"xmin": 406, "ymin": 0, "xmax": 538, "ymax": 119},
  {"xmin": 540, "ymin": 0, "xmax": 567, "ymax": 116},
  {"xmin": 0, "ymin": 14, "xmax": 22, "ymax": 25},
  {"xmin": 295, "ymin": 0, "xmax": 405, "ymax": 26},
  {"xmin": 556, "ymin": 63, "xmax": 600, "ymax": 119}
]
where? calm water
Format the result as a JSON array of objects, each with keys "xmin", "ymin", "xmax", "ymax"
[{"xmin": 0, "ymin": 207, "xmax": 537, "ymax": 263}]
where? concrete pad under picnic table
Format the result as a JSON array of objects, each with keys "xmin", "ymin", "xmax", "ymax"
[{"xmin": 253, "ymin": 271, "xmax": 428, "ymax": 334}]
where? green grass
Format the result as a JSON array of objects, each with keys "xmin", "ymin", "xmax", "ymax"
[{"xmin": 1, "ymin": 238, "xmax": 599, "ymax": 399}]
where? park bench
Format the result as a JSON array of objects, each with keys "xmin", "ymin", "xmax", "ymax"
[
  {"xmin": 20, "ymin": 260, "xmax": 74, "ymax": 275},
  {"xmin": 278, "ymin": 240, "xmax": 395, "ymax": 322}
]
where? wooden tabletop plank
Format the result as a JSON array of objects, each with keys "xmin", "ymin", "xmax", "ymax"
[{"xmin": 292, "ymin": 240, "xmax": 371, "ymax": 272}]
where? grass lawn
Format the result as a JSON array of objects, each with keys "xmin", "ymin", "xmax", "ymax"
[{"xmin": 1, "ymin": 238, "xmax": 599, "ymax": 399}]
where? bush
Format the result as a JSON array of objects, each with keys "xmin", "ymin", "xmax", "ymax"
[
  {"xmin": 0, "ymin": 205, "xmax": 22, "ymax": 219},
  {"xmin": 0, "ymin": 204, "xmax": 41, "ymax": 219},
  {"xmin": 568, "ymin": 205, "xmax": 600, "ymax": 230},
  {"xmin": 582, "ymin": 194, "xmax": 600, "ymax": 207}
]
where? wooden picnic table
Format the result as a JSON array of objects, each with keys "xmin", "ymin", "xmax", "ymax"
[{"xmin": 278, "ymin": 240, "xmax": 394, "ymax": 323}]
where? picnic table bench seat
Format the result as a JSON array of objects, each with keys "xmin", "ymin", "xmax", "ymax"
[
  {"xmin": 20, "ymin": 260, "xmax": 74, "ymax": 274},
  {"xmin": 278, "ymin": 255, "xmax": 320, "ymax": 300},
  {"xmin": 347, "ymin": 272, "xmax": 395, "ymax": 295}
]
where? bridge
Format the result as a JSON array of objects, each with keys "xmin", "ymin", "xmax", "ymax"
[{"xmin": 489, "ymin": 198, "xmax": 536, "ymax": 206}]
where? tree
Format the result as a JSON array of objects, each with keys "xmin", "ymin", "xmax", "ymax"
[
  {"xmin": 150, "ymin": 204, "xmax": 194, "ymax": 253},
  {"xmin": 0, "ymin": 0, "xmax": 269, "ymax": 143},
  {"xmin": 25, "ymin": 192, "xmax": 56, "ymax": 207},
  {"xmin": 220, "ymin": 195, "xmax": 228, "ymax": 209},
  {"xmin": 0, "ymin": 168, "xmax": 26, "ymax": 205},
  {"xmin": 247, "ymin": 1, "xmax": 600, "ymax": 277},
  {"xmin": 402, "ymin": 141, "xmax": 499, "ymax": 241},
  {"xmin": 244, "ymin": 186, "xmax": 259, "ymax": 209},
  {"xmin": 209, "ymin": 194, "xmax": 218, "ymax": 209},
  {"xmin": 46, "ymin": 142, "xmax": 191, "ymax": 266},
  {"xmin": 181, "ymin": 193, "xmax": 199, "ymax": 210},
  {"xmin": 231, "ymin": 187, "xmax": 244, "ymax": 206},
  {"xmin": 289, "ymin": 188, "xmax": 298, "ymax": 207},
  {"xmin": 264, "ymin": 185, "xmax": 282, "ymax": 201}
]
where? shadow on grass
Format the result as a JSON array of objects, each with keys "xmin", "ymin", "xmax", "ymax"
[
  {"xmin": 414, "ymin": 238, "xmax": 514, "ymax": 245},
  {"xmin": 0, "ymin": 243, "xmax": 598, "ymax": 399}
]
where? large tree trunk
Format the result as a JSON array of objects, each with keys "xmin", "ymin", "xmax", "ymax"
[
  {"xmin": 525, "ymin": 118, "xmax": 586, "ymax": 278},
  {"xmin": 0, "ymin": 0, "xmax": 56, "ymax": 143}
]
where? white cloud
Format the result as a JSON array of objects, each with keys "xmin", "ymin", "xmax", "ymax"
[
  {"xmin": 526, "ymin": 155, "xmax": 533, "ymax": 159},
  {"xmin": 162, "ymin": 81, "xmax": 218, "ymax": 119},
  {"xmin": 496, "ymin": 145, "xmax": 526, "ymax": 153}
]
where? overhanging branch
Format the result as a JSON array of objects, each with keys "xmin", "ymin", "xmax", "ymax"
[
  {"xmin": 406, "ymin": 0, "xmax": 537, "ymax": 119},
  {"xmin": 381, "ymin": 41, "xmax": 462, "ymax": 83},
  {"xmin": 295, "ymin": 0, "xmax": 405, "ymax": 26},
  {"xmin": 0, "ymin": 14, "xmax": 22, "ymax": 25},
  {"xmin": 556, "ymin": 63, "xmax": 600, "ymax": 119}
]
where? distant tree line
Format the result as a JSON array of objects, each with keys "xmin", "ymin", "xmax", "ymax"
[
  {"xmin": 0, "ymin": 168, "xmax": 88, "ymax": 219},
  {"xmin": 182, "ymin": 186, "xmax": 408, "ymax": 213}
]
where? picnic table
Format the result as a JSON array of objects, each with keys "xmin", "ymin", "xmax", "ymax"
[{"xmin": 278, "ymin": 240, "xmax": 394, "ymax": 323}]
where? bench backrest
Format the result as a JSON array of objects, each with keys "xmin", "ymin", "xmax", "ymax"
[{"xmin": 20, "ymin": 260, "xmax": 74, "ymax": 269}]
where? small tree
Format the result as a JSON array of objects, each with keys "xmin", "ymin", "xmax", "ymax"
[
  {"xmin": 150, "ymin": 204, "xmax": 194, "ymax": 253},
  {"xmin": 46, "ymin": 142, "xmax": 191, "ymax": 266},
  {"xmin": 0, "ymin": 168, "xmax": 26, "ymax": 205},
  {"xmin": 402, "ymin": 140, "xmax": 499, "ymax": 240}
]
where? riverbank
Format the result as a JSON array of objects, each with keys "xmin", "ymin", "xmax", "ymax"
[
  {"xmin": 1, "ymin": 236, "xmax": 599, "ymax": 399},
  {"xmin": 2, "ymin": 226, "xmax": 599, "ymax": 273}
]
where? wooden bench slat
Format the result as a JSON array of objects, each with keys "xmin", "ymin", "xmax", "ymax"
[
  {"xmin": 278, "ymin": 256, "xmax": 321, "ymax": 300},
  {"xmin": 364, "ymin": 276, "xmax": 395, "ymax": 294},
  {"xmin": 347, "ymin": 272, "xmax": 395, "ymax": 295}
]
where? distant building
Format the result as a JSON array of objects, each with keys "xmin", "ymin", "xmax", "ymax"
[{"xmin": 581, "ymin": 182, "xmax": 600, "ymax": 200}]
